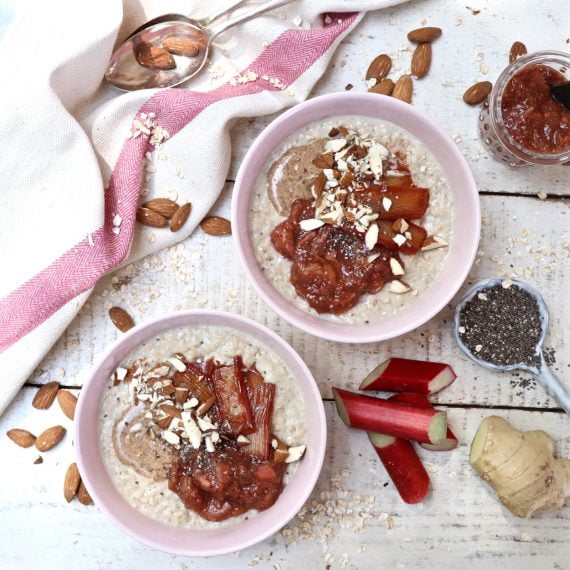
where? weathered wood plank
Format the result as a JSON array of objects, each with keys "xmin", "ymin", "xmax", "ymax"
[
  {"xmin": 1, "ymin": 388, "xmax": 568, "ymax": 569},
  {"xmin": 229, "ymin": 2, "xmax": 570, "ymax": 196},
  {"xmin": 26, "ymin": 189, "xmax": 569, "ymax": 412}
]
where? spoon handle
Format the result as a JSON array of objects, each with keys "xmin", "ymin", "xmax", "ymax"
[
  {"xmin": 208, "ymin": 0, "xmax": 298, "ymax": 39},
  {"xmin": 201, "ymin": 0, "xmax": 252, "ymax": 27},
  {"xmin": 535, "ymin": 356, "xmax": 570, "ymax": 415}
]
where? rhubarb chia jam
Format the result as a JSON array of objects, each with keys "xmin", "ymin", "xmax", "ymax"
[{"xmin": 479, "ymin": 51, "xmax": 570, "ymax": 166}]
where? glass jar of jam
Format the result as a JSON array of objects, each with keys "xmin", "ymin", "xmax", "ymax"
[{"xmin": 479, "ymin": 51, "xmax": 570, "ymax": 166}]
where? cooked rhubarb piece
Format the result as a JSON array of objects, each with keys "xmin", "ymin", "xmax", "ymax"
[
  {"xmin": 377, "ymin": 220, "xmax": 427, "ymax": 254},
  {"xmin": 332, "ymin": 387, "xmax": 447, "ymax": 444},
  {"xmin": 212, "ymin": 365, "xmax": 255, "ymax": 436},
  {"xmin": 354, "ymin": 186, "xmax": 429, "ymax": 220},
  {"xmin": 389, "ymin": 392, "xmax": 459, "ymax": 451},
  {"xmin": 360, "ymin": 357, "xmax": 457, "ymax": 394},
  {"xmin": 368, "ymin": 432, "xmax": 430, "ymax": 504},
  {"xmin": 243, "ymin": 383, "xmax": 276, "ymax": 459}
]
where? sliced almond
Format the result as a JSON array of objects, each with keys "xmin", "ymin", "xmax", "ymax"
[
  {"xmin": 175, "ymin": 387, "xmax": 189, "ymax": 404},
  {"xmin": 142, "ymin": 198, "xmax": 179, "ymax": 219},
  {"xmin": 134, "ymin": 43, "xmax": 176, "ymax": 70},
  {"xmin": 136, "ymin": 207, "xmax": 168, "ymax": 228},
  {"xmin": 170, "ymin": 202, "xmax": 192, "ymax": 232},
  {"xmin": 365, "ymin": 223, "xmax": 379, "ymax": 250},
  {"xmin": 300, "ymin": 218, "xmax": 325, "ymax": 232},
  {"xmin": 7, "ymin": 428, "xmax": 36, "ymax": 448},
  {"xmin": 463, "ymin": 81, "xmax": 492, "ymax": 105},
  {"xmin": 197, "ymin": 397, "xmax": 215, "ymax": 416},
  {"xmin": 389, "ymin": 280, "xmax": 411, "ymax": 294},
  {"xmin": 366, "ymin": 54, "xmax": 392, "ymax": 81},
  {"xmin": 156, "ymin": 416, "xmax": 173, "ymax": 430},
  {"xmin": 421, "ymin": 236, "xmax": 448, "ymax": 251},
  {"xmin": 392, "ymin": 75, "xmax": 413, "ymax": 104},
  {"xmin": 57, "ymin": 390, "xmax": 77, "ymax": 421},
  {"xmin": 236, "ymin": 435, "xmax": 250, "ymax": 447},
  {"xmin": 200, "ymin": 216, "xmax": 232, "ymax": 236},
  {"xmin": 284, "ymin": 444, "xmax": 306, "ymax": 463},
  {"xmin": 273, "ymin": 440, "xmax": 290, "ymax": 463},
  {"xmin": 108, "ymin": 307, "xmax": 135, "ymax": 332},
  {"xmin": 35, "ymin": 425, "xmax": 66, "ymax": 452},
  {"xmin": 509, "ymin": 41, "xmax": 527, "ymax": 64},
  {"xmin": 162, "ymin": 36, "xmax": 200, "ymax": 57},
  {"xmin": 369, "ymin": 78, "xmax": 395, "ymax": 96},
  {"xmin": 407, "ymin": 27, "xmax": 442, "ymax": 43},
  {"xmin": 76, "ymin": 481, "xmax": 93, "ymax": 506},
  {"xmin": 159, "ymin": 404, "xmax": 182, "ymax": 419},
  {"xmin": 389, "ymin": 257, "xmax": 405, "ymax": 276},
  {"xmin": 392, "ymin": 218, "xmax": 409, "ymax": 233},
  {"xmin": 32, "ymin": 382, "xmax": 60, "ymax": 410},
  {"xmin": 64, "ymin": 463, "xmax": 81, "ymax": 503},
  {"xmin": 411, "ymin": 43, "xmax": 432, "ymax": 79}
]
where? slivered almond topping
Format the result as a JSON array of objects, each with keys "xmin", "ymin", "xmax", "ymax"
[
  {"xmin": 389, "ymin": 258, "xmax": 405, "ymax": 276},
  {"xmin": 365, "ymin": 223, "xmax": 379, "ymax": 250},
  {"xmin": 299, "ymin": 218, "xmax": 325, "ymax": 231},
  {"xmin": 392, "ymin": 218, "xmax": 409, "ymax": 233},
  {"xmin": 421, "ymin": 235, "xmax": 448, "ymax": 251},
  {"xmin": 389, "ymin": 280, "xmax": 411, "ymax": 294},
  {"xmin": 393, "ymin": 234, "xmax": 407, "ymax": 247},
  {"xmin": 285, "ymin": 445, "xmax": 306, "ymax": 463}
]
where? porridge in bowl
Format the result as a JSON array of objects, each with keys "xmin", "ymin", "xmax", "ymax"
[
  {"xmin": 99, "ymin": 325, "xmax": 306, "ymax": 529},
  {"xmin": 249, "ymin": 115, "xmax": 454, "ymax": 324}
]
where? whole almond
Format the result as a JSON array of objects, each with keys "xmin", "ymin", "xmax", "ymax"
[
  {"xmin": 77, "ymin": 481, "xmax": 93, "ymax": 506},
  {"xmin": 32, "ymin": 381, "xmax": 60, "ymax": 410},
  {"xmin": 509, "ymin": 41, "xmax": 527, "ymax": 64},
  {"xmin": 162, "ymin": 37, "xmax": 200, "ymax": 57},
  {"xmin": 136, "ymin": 207, "xmax": 168, "ymax": 228},
  {"xmin": 108, "ymin": 307, "xmax": 135, "ymax": 333},
  {"xmin": 463, "ymin": 81, "xmax": 493, "ymax": 105},
  {"xmin": 170, "ymin": 202, "xmax": 192, "ymax": 232},
  {"xmin": 142, "ymin": 198, "xmax": 179, "ymax": 219},
  {"xmin": 7, "ymin": 428, "xmax": 36, "ymax": 448},
  {"xmin": 369, "ymin": 78, "xmax": 395, "ymax": 96},
  {"xmin": 57, "ymin": 390, "xmax": 77, "ymax": 421},
  {"xmin": 407, "ymin": 27, "xmax": 442, "ymax": 43},
  {"xmin": 64, "ymin": 462, "xmax": 81, "ymax": 503},
  {"xmin": 35, "ymin": 425, "xmax": 66, "ymax": 452},
  {"xmin": 366, "ymin": 54, "xmax": 392, "ymax": 82},
  {"xmin": 200, "ymin": 216, "xmax": 232, "ymax": 236},
  {"xmin": 134, "ymin": 43, "xmax": 176, "ymax": 70},
  {"xmin": 411, "ymin": 43, "xmax": 432, "ymax": 78},
  {"xmin": 392, "ymin": 75, "xmax": 413, "ymax": 104}
]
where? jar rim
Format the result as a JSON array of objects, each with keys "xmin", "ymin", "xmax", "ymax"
[{"xmin": 488, "ymin": 50, "xmax": 570, "ymax": 165}]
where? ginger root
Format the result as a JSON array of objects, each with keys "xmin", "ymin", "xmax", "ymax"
[{"xmin": 470, "ymin": 416, "xmax": 570, "ymax": 518}]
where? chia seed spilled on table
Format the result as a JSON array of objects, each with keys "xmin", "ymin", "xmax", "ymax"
[{"xmin": 458, "ymin": 282, "xmax": 542, "ymax": 367}]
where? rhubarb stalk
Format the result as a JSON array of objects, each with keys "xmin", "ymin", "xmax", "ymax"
[
  {"xmin": 389, "ymin": 392, "xmax": 459, "ymax": 451},
  {"xmin": 368, "ymin": 432, "xmax": 430, "ymax": 504},
  {"xmin": 332, "ymin": 387, "xmax": 447, "ymax": 444},
  {"xmin": 360, "ymin": 357, "xmax": 457, "ymax": 394}
]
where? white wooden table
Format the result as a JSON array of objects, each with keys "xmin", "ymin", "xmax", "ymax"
[{"xmin": 1, "ymin": 1, "xmax": 569, "ymax": 568}]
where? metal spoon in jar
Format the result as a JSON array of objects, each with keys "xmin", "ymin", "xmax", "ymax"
[
  {"xmin": 453, "ymin": 277, "xmax": 570, "ymax": 415},
  {"xmin": 106, "ymin": 0, "xmax": 296, "ymax": 91}
]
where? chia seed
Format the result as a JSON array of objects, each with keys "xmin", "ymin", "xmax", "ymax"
[{"xmin": 458, "ymin": 283, "xmax": 542, "ymax": 367}]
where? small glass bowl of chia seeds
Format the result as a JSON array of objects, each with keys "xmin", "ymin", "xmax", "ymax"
[{"xmin": 453, "ymin": 277, "xmax": 570, "ymax": 415}]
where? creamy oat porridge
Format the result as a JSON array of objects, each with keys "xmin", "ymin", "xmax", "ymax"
[
  {"xmin": 249, "ymin": 115, "xmax": 454, "ymax": 324},
  {"xmin": 98, "ymin": 325, "xmax": 306, "ymax": 529}
]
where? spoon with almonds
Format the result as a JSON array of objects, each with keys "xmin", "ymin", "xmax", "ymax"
[{"xmin": 106, "ymin": 0, "xmax": 296, "ymax": 91}]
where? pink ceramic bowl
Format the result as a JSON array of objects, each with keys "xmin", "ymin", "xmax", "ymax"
[
  {"xmin": 75, "ymin": 310, "xmax": 326, "ymax": 557},
  {"xmin": 232, "ymin": 92, "xmax": 480, "ymax": 343}
]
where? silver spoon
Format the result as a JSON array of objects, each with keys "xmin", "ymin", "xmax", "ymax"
[
  {"xmin": 453, "ymin": 277, "xmax": 570, "ymax": 415},
  {"xmin": 106, "ymin": 0, "xmax": 296, "ymax": 92}
]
